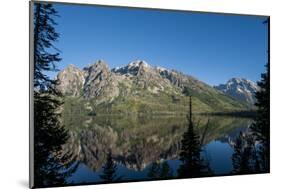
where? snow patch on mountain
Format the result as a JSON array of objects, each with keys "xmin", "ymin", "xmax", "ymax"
[{"xmin": 214, "ymin": 78, "xmax": 258, "ymax": 105}]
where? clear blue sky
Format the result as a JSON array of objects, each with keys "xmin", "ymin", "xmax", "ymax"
[{"xmin": 50, "ymin": 3, "xmax": 268, "ymax": 86}]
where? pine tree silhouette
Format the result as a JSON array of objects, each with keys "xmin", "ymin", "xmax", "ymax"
[
  {"xmin": 177, "ymin": 96, "xmax": 212, "ymax": 178},
  {"xmin": 232, "ymin": 132, "xmax": 259, "ymax": 174},
  {"xmin": 100, "ymin": 151, "xmax": 118, "ymax": 183},
  {"xmin": 160, "ymin": 161, "xmax": 173, "ymax": 179},
  {"xmin": 33, "ymin": 2, "xmax": 78, "ymax": 187},
  {"xmin": 232, "ymin": 18, "xmax": 270, "ymax": 174},
  {"xmin": 147, "ymin": 161, "xmax": 173, "ymax": 179},
  {"xmin": 34, "ymin": 3, "xmax": 61, "ymax": 92},
  {"xmin": 249, "ymin": 17, "xmax": 270, "ymax": 172},
  {"xmin": 147, "ymin": 162, "xmax": 160, "ymax": 179}
]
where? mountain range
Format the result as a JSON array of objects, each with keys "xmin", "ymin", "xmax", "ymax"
[{"xmin": 56, "ymin": 60, "xmax": 257, "ymax": 115}]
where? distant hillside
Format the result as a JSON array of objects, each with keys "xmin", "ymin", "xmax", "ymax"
[{"xmin": 56, "ymin": 60, "xmax": 250, "ymax": 115}]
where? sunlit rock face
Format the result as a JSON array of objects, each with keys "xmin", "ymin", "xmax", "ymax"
[
  {"xmin": 56, "ymin": 64, "xmax": 85, "ymax": 97},
  {"xmin": 56, "ymin": 60, "xmax": 250, "ymax": 114},
  {"xmin": 56, "ymin": 60, "xmax": 120, "ymax": 104},
  {"xmin": 82, "ymin": 60, "xmax": 120, "ymax": 103},
  {"xmin": 214, "ymin": 78, "xmax": 258, "ymax": 105}
]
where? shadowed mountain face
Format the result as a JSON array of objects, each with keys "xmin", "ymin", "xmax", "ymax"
[
  {"xmin": 56, "ymin": 60, "xmax": 249, "ymax": 114},
  {"xmin": 214, "ymin": 78, "xmax": 258, "ymax": 105}
]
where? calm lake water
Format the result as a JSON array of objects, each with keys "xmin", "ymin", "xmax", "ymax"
[{"xmin": 61, "ymin": 115, "xmax": 252, "ymax": 184}]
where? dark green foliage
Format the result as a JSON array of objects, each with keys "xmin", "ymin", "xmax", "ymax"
[
  {"xmin": 33, "ymin": 2, "xmax": 78, "ymax": 187},
  {"xmin": 147, "ymin": 162, "xmax": 160, "ymax": 179},
  {"xmin": 250, "ymin": 62, "xmax": 270, "ymax": 171},
  {"xmin": 34, "ymin": 93, "xmax": 79, "ymax": 187},
  {"xmin": 100, "ymin": 151, "xmax": 118, "ymax": 182},
  {"xmin": 251, "ymin": 63, "xmax": 269, "ymax": 143},
  {"xmin": 233, "ymin": 18, "xmax": 270, "ymax": 173},
  {"xmin": 177, "ymin": 96, "xmax": 212, "ymax": 178},
  {"xmin": 177, "ymin": 121, "xmax": 202, "ymax": 177},
  {"xmin": 160, "ymin": 162, "xmax": 173, "ymax": 178},
  {"xmin": 177, "ymin": 124, "xmax": 211, "ymax": 177},
  {"xmin": 231, "ymin": 62, "xmax": 270, "ymax": 174},
  {"xmin": 147, "ymin": 161, "xmax": 173, "ymax": 179},
  {"xmin": 231, "ymin": 132, "xmax": 260, "ymax": 174},
  {"xmin": 182, "ymin": 86, "xmax": 191, "ymax": 96},
  {"xmin": 249, "ymin": 18, "xmax": 270, "ymax": 172},
  {"xmin": 34, "ymin": 3, "xmax": 61, "ymax": 92}
]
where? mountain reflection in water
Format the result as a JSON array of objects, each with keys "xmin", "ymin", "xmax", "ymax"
[{"xmin": 61, "ymin": 115, "xmax": 252, "ymax": 184}]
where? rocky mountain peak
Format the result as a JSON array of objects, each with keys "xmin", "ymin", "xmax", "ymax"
[
  {"xmin": 225, "ymin": 78, "xmax": 258, "ymax": 93},
  {"xmin": 228, "ymin": 78, "xmax": 256, "ymax": 86},
  {"xmin": 66, "ymin": 63, "xmax": 77, "ymax": 69},
  {"xmin": 56, "ymin": 60, "xmax": 250, "ymax": 113},
  {"xmin": 82, "ymin": 60, "xmax": 112, "ymax": 99},
  {"xmin": 56, "ymin": 64, "xmax": 85, "ymax": 97},
  {"xmin": 214, "ymin": 78, "xmax": 258, "ymax": 105},
  {"xmin": 128, "ymin": 60, "xmax": 150, "ymax": 68},
  {"xmin": 83, "ymin": 60, "xmax": 109, "ymax": 72},
  {"xmin": 112, "ymin": 60, "xmax": 153, "ymax": 76},
  {"xmin": 156, "ymin": 66, "xmax": 169, "ymax": 72}
]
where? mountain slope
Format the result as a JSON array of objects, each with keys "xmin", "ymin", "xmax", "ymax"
[
  {"xmin": 214, "ymin": 78, "xmax": 258, "ymax": 105},
  {"xmin": 56, "ymin": 60, "xmax": 249, "ymax": 114}
]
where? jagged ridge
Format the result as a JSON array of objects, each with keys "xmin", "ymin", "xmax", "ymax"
[{"xmin": 56, "ymin": 60, "xmax": 250, "ymax": 114}]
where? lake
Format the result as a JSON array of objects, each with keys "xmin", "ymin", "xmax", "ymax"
[{"xmin": 59, "ymin": 114, "xmax": 253, "ymax": 184}]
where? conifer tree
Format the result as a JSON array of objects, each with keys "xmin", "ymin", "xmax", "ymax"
[
  {"xmin": 177, "ymin": 96, "xmax": 211, "ymax": 178},
  {"xmin": 250, "ymin": 17, "xmax": 270, "ymax": 172},
  {"xmin": 147, "ymin": 161, "xmax": 173, "ymax": 179},
  {"xmin": 34, "ymin": 3, "xmax": 61, "ymax": 92},
  {"xmin": 232, "ymin": 132, "xmax": 259, "ymax": 174},
  {"xmin": 147, "ymin": 162, "xmax": 161, "ymax": 179},
  {"xmin": 33, "ymin": 3, "xmax": 77, "ymax": 187}
]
